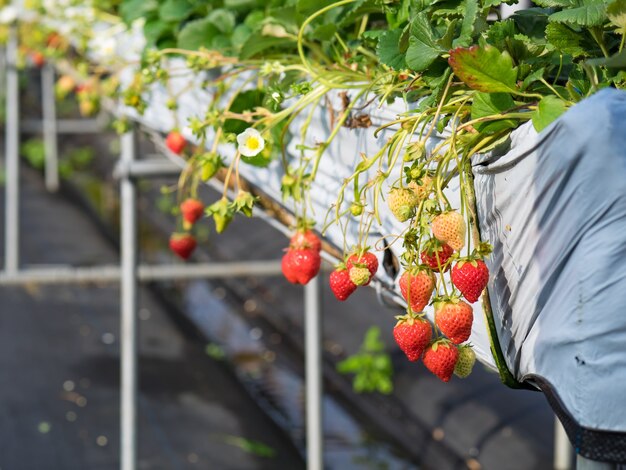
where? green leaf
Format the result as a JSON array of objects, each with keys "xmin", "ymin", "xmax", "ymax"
[
  {"xmin": 521, "ymin": 67, "xmax": 545, "ymax": 90},
  {"xmin": 545, "ymin": 22, "xmax": 588, "ymax": 57},
  {"xmin": 223, "ymin": 90, "xmax": 265, "ymax": 134},
  {"xmin": 548, "ymin": 0, "xmax": 608, "ymax": 27},
  {"xmin": 120, "ymin": 0, "xmax": 157, "ymax": 24},
  {"xmin": 532, "ymin": 95, "xmax": 568, "ymax": 132},
  {"xmin": 587, "ymin": 48, "xmax": 626, "ymax": 68},
  {"xmin": 471, "ymin": 92, "xmax": 518, "ymax": 133},
  {"xmin": 177, "ymin": 17, "xmax": 220, "ymax": 51},
  {"xmin": 143, "ymin": 19, "xmax": 173, "ymax": 45},
  {"xmin": 159, "ymin": 0, "xmax": 195, "ymax": 23},
  {"xmin": 453, "ymin": 0, "xmax": 479, "ymax": 48},
  {"xmin": 206, "ymin": 8, "xmax": 236, "ymax": 34},
  {"xmin": 239, "ymin": 33, "xmax": 295, "ymax": 60},
  {"xmin": 377, "ymin": 29, "xmax": 407, "ymax": 70},
  {"xmin": 448, "ymin": 45, "xmax": 518, "ymax": 93},
  {"xmin": 608, "ymin": 0, "xmax": 626, "ymax": 32},
  {"xmin": 406, "ymin": 13, "xmax": 445, "ymax": 72},
  {"xmin": 311, "ymin": 23, "xmax": 336, "ymax": 41}
]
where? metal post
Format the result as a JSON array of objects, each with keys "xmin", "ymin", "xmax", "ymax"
[
  {"xmin": 4, "ymin": 22, "xmax": 19, "ymax": 273},
  {"xmin": 120, "ymin": 128, "xmax": 138, "ymax": 470},
  {"xmin": 304, "ymin": 275, "xmax": 323, "ymax": 470},
  {"xmin": 554, "ymin": 417, "xmax": 573, "ymax": 469},
  {"xmin": 576, "ymin": 455, "xmax": 616, "ymax": 470},
  {"xmin": 42, "ymin": 63, "xmax": 59, "ymax": 192}
]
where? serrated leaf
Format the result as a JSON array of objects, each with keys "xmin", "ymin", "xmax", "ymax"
[
  {"xmin": 471, "ymin": 92, "xmax": 518, "ymax": 133},
  {"xmin": 608, "ymin": 0, "xmax": 626, "ymax": 32},
  {"xmin": 453, "ymin": 0, "xmax": 479, "ymax": 48},
  {"xmin": 377, "ymin": 29, "xmax": 407, "ymax": 70},
  {"xmin": 532, "ymin": 95, "xmax": 568, "ymax": 132},
  {"xmin": 312, "ymin": 23, "xmax": 336, "ymax": 41},
  {"xmin": 448, "ymin": 45, "xmax": 518, "ymax": 93},
  {"xmin": 406, "ymin": 13, "xmax": 445, "ymax": 72},
  {"xmin": 177, "ymin": 18, "xmax": 220, "ymax": 51},
  {"xmin": 546, "ymin": 22, "xmax": 588, "ymax": 56},
  {"xmin": 159, "ymin": 0, "xmax": 195, "ymax": 23},
  {"xmin": 548, "ymin": 0, "xmax": 608, "ymax": 27},
  {"xmin": 534, "ymin": 0, "xmax": 578, "ymax": 6}
]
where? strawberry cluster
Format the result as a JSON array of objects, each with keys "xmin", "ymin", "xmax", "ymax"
[
  {"xmin": 169, "ymin": 197, "xmax": 205, "ymax": 260},
  {"xmin": 329, "ymin": 249, "xmax": 379, "ymax": 301},
  {"xmin": 281, "ymin": 230, "xmax": 322, "ymax": 285},
  {"xmin": 391, "ymin": 209, "xmax": 490, "ymax": 382}
]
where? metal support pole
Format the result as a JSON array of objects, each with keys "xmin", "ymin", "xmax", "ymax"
[
  {"xmin": 304, "ymin": 275, "xmax": 323, "ymax": 470},
  {"xmin": 120, "ymin": 128, "xmax": 138, "ymax": 470},
  {"xmin": 576, "ymin": 455, "xmax": 616, "ymax": 470},
  {"xmin": 42, "ymin": 63, "xmax": 59, "ymax": 192},
  {"xmin": 4, "ymin": 23, "xmax": 19, "ymax": 273},
  {"xmin": 554, "ymin": 417, "xmax": 573, "ymax": 469}
]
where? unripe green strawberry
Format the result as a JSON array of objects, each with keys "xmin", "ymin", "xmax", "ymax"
[
  {"xmin": 434, "ymin": 298, "xmax": 473, "ymax": 344},
  {"xmin": 399, "ymin": 267, "xmax": 435, "ymax": 313},
  {"xmin": 387, "ymin": 187, "xmax": 419, "ymax": 222},
  {"xmin": 423, "ymin": 340, "xmax": 459, "ymax": 382},
  {"xmin": 454, "ymin": 344, "xmax": 476, "ymax": 378},
  {"xmin": 432, "ymin": 211, "xmax": 466, "ymax": 251},
  {"xmin": 349, "ymin": 266, "xmax": 371, "ymax": 286}
]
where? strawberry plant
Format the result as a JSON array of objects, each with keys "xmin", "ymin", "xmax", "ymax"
[{"xmin": 10, "ymin": 0, "xmax": 626, "ymax": 384}]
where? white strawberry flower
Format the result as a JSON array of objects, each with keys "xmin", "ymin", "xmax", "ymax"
[
  {"xmin": 237, "ymin": 128, "xmax": 265, "ymax": 157},
  {"xmin": 0, "ymin": 6, "xmax": 18, "ymax": 24}
]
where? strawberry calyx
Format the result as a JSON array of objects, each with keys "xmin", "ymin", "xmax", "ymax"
[
  {"xmin": 432, "ymin": 295, "xmax": 462, "ymax": 311},
  {"xmin": 428, "ymin": 337, "xmax": 454, "ymax": 353},
  {"xmin": 393, "ymin": 310, "xmax": 426, "ymax": 328}
]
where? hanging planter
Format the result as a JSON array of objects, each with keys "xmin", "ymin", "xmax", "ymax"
[{"xmin": 6, "ymin": 0, "xmax": 626, "ymax": 460}]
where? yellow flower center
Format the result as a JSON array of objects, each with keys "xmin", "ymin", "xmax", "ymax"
[{"xmin": 246, "ymin": 136, "xmax": 259, "ymax": 150}]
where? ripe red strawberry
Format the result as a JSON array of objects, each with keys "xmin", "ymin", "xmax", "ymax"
[
  {"xmin": 423, "ymin": 340, "xmax": 459, "ymax": 382},
  {"xmin": 166, "ymin": 131, "xmax": 187, "ymax": 154},
  {"xmin": 30, "ymin": 51, "xmax": 45, "ymax": 68},
  {"xmin": 169, "ymin": 233, "xmax": 196, "ymax": 260},
  {"xmin": 290, "ymin": 230, "xmax": 322, "ymax": 252},
  {"xmin": 346, "ymin": 251, "xmax": 378, "ymax": 285},
  {"xmin": 454, "ymin": 344, "xmax": 476, "ymax": 378},
  {"xmin": 420, "ymin": 241, "xmax": 454, "ymax": 272},
  {"xmin": 431, "ymin": 211, "xmax": 466, "ymax": 251},
  {"xmin": 282, "ymin": 249, "xmax": 321, "ymax": 285},
  {"xmin": 434, "ymin": 298, "xmax": 473, "ymax": 344},
  {"xmin": 393, "ymin": 313, "xmax": 432, "ymax": 362},
  {"xmin": 329, "ymin": 266, "xmax": 357, "ymax": 301},
  {"xmin": 180, "ymin": 198, "xmax": 204, "ymax": 226},
  {"xmin": 451, "ymin": 258, "xmax": 489, "ymax": 303},
  {"xmin": 281, "ymin": 250, "xmax": 298, "ymax": 284},
  {"xmin": 399, "ymin": 267, "xmax": 435, "ymax": 313}
]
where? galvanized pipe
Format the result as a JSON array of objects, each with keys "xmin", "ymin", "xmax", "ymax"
[
  {"xmin": 21, "ymin": 117, "xmax": 106, "ymax": 134},
  {"xmin": 42, "ymin": 63, "xmax": 59, "ymax": 192},
  {"xmin": 113, "ymin": 159, "xmax": 182, "ymax": 179},
  {"xmin": 0, "ymin": 261, "xmax": 284, "ymax": 285},
  {"xmin": 554, "ymin": 417, "xmax": 573, "ymax": 470},
  {"xmin": 120, "ymin": 129, "xmax": 138, "ymax": 470},
  {"xmin": 304, "ymin": 275, "xmax": 323, "ymax": 470},
  {"xmin": 4, "ymin": 23, "xmax": 19, "ymax": 273}
]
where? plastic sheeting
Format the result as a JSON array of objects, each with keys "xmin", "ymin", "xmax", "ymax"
[{"xmin": 473, "ymin": 88, "xmax": 626, "ymax": 434}]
